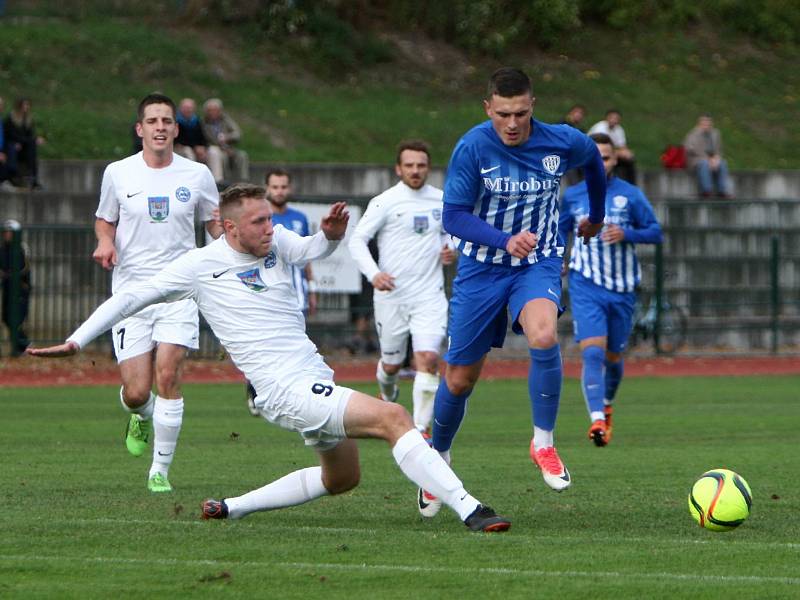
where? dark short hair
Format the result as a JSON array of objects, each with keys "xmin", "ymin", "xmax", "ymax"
[
  {"xmin": 265, "ymin": 168, "xmax": 291, "ymax": 184},
  {"xmin": 137, "ymin": 93, "xmax": 176, "ymax": 122},
  {"xmin": 395, "ymin": 139, "xmax": 431, "ymax": 165},
  {"xmin": 590, "ymin": 133, "xmax": 614, "ymax": 147},
  {"xmin": 605, "ymin": 108, "xmax": 621, "ymax": 117},
  {"xmin": 220, "ymin": 183, "xmax": 267, "ymax": 220},
  {"xmin": 487, "ymin": 68, "xmax": 531, "ymax": 99}
]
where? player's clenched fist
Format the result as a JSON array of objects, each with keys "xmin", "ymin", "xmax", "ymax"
[
  {"xmin": 92, "ymin": 238, "xmax": 118, "ymax": 270},
  {"xmin": 577, "ymin": 218, "xmax": 603, "ymax": 245},
  {"xmin": 505, "ymin": 230, "xmax": 537, "ymax": 259}
]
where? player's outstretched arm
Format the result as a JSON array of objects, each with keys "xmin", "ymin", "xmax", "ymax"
[
  {"xmin": 321, "ymin": 202, "xmax": 349, "ymax": 240},
  {"xmin": 27, "ymin": 341, "xmax": 80, "ymax": 358}
]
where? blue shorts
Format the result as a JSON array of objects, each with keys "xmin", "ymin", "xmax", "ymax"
[
  {"xmin": 568, "ymin": 271, "xmax": 636, "ymax": 353},
  {"xmin": 445, "ymin": 255, "xmax": 563, "ymax": 365}
]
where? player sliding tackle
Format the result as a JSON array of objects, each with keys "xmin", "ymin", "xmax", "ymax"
[{"xmin": 28, "ymin": 183, "xmax": 510, "ymax": 533}]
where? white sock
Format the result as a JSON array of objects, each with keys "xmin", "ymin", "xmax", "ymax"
[
  {"xmin": 376, "ymin": 361, "xmax": 399, "ymax": 402},
  {"xmin": 225, "ymin": 466, "xmax": 329, "ymax": 520},
  {"xmin": 533, "ymin": 426, "xmax": 554, "ymax": 451},
  {"xmin": 412, "ymin": 371, "xmax": 439, "ymax": 432},
  {"xmin": 119, "ymin": 387, "xmax": 154, "ymax": 420},
  {"xmin": 590, "ymin": 410, "xmax": 605, "ymax": 422},
  {"xmin": 391, "ymin": 429, "xmax": 479, "ymax": 521},
  {"xmin": 603, "ymin": 398, "xmax": 613, "ymax": 407},
  {"xmin": 149, "ymin": 397, "xmax": 184, "ymax": 478}
]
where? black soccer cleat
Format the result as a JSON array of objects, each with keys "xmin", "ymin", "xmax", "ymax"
[
  {"xmin": 202, "ymin": 498, "xmax": 229, "ymax": 520},
  {"xmin": 464, "ymin": 504, "xmax": 511, "ymax": 533}
]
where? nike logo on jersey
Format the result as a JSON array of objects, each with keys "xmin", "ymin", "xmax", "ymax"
[
  {"xmin": 212, "ymin": 269, "xmax": 230, "ymax": 278},
  {"xmin": 127, "ymin": 191, "xmax": 143, "ymax": 198},
  {"xmin": 547, "ymin": 288, "xmax": 559, "ymax": 298},
  {"xmin": 480, "ymin": 165, "xmax": 501, "ymax": 174}
]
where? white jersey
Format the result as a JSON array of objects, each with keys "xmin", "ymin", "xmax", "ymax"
[
  {"xmin": 69, "ymin": 226, "xmax": 340, "ymax": 396},
  {"xmin": 349, "ymin": 181, "xmax": 449, "ymax": 303},
  {"xmin": 96, "ymin": 152, "xmax": 219, "ymax": 293}
]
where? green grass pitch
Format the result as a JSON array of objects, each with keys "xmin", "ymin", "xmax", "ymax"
[{"xmin": 2, "ymin": 375, "xmax": 798, "ymax": 599}]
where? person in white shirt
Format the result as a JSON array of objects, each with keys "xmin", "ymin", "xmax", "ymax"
[
  {"xmin": 588, "ymin": 109, "xmax": 636, "ymax": 183},
  {"xmin": 28, "ymin": 183, "xmax": 510, "ymax": 533},
  {"xmin": 92, "ymin": 93, "xmax": 222, "ymax": 493},
  {"xmin": 349, "ymin": 140, "xmax": 454, "ymax": 438}
]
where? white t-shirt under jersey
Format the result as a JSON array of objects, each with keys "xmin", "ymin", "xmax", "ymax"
[
  {"xmin": 69, "ymin": 226, "xmax": 341, "ymax": 398},
  {"xmin": 349, "ymin": 181, "xmax": 449, "ymax": 303},
  {"xmin": 96, "ymin": 152, "xmax": 219, "ymax": 293}
]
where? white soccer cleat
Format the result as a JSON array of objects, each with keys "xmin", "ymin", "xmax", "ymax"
[
  {"xmin": 417, "ymin": 487, "xmax": 443, "ymax": 518},
  {"xmin": 530, "ymin": 441, "xmax": 571, "ymax": 492}
]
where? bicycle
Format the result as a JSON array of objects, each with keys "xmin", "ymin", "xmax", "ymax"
[{"xmin": 630, "ymin": 289, "xmax": 688, "ymax": 355}]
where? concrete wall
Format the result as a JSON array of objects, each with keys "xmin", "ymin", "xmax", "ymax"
[{"xmin": 25, "ymin": 159, "xmax": 800, "ymax": 200}]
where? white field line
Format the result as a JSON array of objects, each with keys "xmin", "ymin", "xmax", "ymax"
[
  {"xmin": 6, "ymin": 516, "xmax": 800, "ymax": 551},
  {"xmin": 0, "ymin": 554, "xmax": 798, "ymax": 586}
]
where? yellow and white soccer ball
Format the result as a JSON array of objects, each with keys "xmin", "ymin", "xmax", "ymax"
[{"xmin": 688, "ymin": 469, "xmax": 752, "ymax": 532}]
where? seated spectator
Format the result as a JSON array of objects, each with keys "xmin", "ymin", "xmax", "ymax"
[
  {"xmin": 561, "ymin": 104, "xmax": 587, "ymax": 132},
  {"xmin": 2, "ymin": 97, "xmax": 45, "ymax": 189},
  {"xmin": 174, "ymin": 97, "xmax": 209, "ymax": 164},
  {"xmin": 201, "ymin": 98, "xmax": 248, "ymax": 184},
  {"xmin": 683, "ymin": 114, "xmax": 732, "ymax": 198},
  {"xmin": 588, "ymin": 109, "xmax": 636, "ymax": 183},
  {"xmin": 0, "ymin": 96, "xmax": 20, "ymax": 191}
]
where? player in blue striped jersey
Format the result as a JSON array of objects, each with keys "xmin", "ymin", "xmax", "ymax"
[
  {"xmin": 422, "ymin": 68, "xmax": 606, "ymax": 510},
  {"xmin": 559, "ymin": 133, "xmax": 663, "ymax": 446}
]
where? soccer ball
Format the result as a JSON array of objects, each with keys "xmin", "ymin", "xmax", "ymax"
[{"xmin": 688, "ymin": 469, "xmax": 752, "ymax": 532}]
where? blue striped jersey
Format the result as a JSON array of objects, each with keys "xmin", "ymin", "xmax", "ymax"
[
  {"xmin": 559, "ymin": 177, "xmax": 662, "ymax": 293},
  {"xmin": 443, "ymin": 119, "xmax": 599, "ymax": 266},
  {"xmin": 272, "ymin": 207, "xmax": 311, "ymax": 311}
]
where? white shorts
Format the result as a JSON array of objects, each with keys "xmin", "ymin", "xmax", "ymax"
[
  {"xmin": 253, "ymin": 374, "xmax": 353, "ymax": 452},
  {"xmin": 112, "ymin": 299, "xmax": 200, "ymax": 363},
  {"xmin": 373, "ymin": 294, "xmax": 448, "ymax": 365}
]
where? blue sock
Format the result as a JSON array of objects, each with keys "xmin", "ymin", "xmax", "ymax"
[
  {"xmin": 605, "ymin": 358, "xmax": 624, "ymax": 402},
  {"xmin": 529, "ymin": 345, "xmax": 562, "ymax": 431},
  {"xmin": 431, "ymin": 380, "xmax": 470, "ymax": 453},
  {"xmin": 581, "ymin": 346, "xmax": 606, "ymax": 417}
]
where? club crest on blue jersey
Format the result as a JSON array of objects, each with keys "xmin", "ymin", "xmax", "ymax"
[
  {"xmin": 175, "ymin": 186, "xmax": 191, "ymax": 202},
  {"xmin": 263, "ymin": 251, "xmax": 277, "ymax": 269},
  {"xmin": 413, "ymin": 215, "xmax": 429, "ymax": 234},
  {"xmin": 542, "ymin": 155, "xmax": 561, "ymax": 175},
  {"xmin": 613, "ymin": 195, "xmax": 628, "ymax": 208},
  {"xmin": 148, "ymin": 196, "xmax": 169, "ymax": 221},
  {"xmin": 432, "ymin": 208, "xmax": 442, "ymax": 221},
  {"xmin": 236, "ymin": 268, "xmax": 268, "ymax": 292}
]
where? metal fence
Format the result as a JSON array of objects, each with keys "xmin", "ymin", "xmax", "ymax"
[{"xmin": 2, "ymin": 201, "xmax": 799, "ymax": 359}]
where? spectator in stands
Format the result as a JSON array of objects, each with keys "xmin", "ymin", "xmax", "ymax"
[
  {"xmin": 561, "ymin": 104, "xmax": 587, "ymax": 132},
  {"xmin": 174, "ymin": 98, "xmax": 209, "ymax": 165},
  {"xmin": 201, "ymin": 98, "xmax": 248, "ymax": 184},
  {"xmin": 0, "ymin": 219, "xmax": 31, "ymax": 355},
  {"xmin": 588, "ymin": 109, "xmax": 636, "ymax": 183},
  {"xmin": 2, "ymin": 97, "xmax": 45, "ymax": 189},
  {"xmin": 683, "ymin": 114, "xmax": 732, "ymax": 198},
  {"xmin": 130, "ymin": 120, "xmax": 143, "ymax": 154},
  {"xmin": 0, "ymin": 96, "xmax": 20, "ymax": 191}
]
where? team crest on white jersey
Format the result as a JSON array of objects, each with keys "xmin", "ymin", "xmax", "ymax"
[
  {"xmin": 542, "ymin": 155, "xmax": 561, "ymax": 175},
  {"xmin": 148, "ymin": 196, "xmax": 169, "ymax": 222},
  {"xmin": 264, "ymin": 251, "xmax": 277, "ymax": 268},
  {"xmin": 176, "ymin": 186, "xmax": 191, "ymax": 202},
  {"xmin": 613, "ymin": 195, "xmax": 628, "ymax": 208},
  {"xmin": 236, "ymin": 268, "xmax": 268, "ymax": 292},
  {"xmin": 432, "ymin": 208, "xmax": 442, "ymax": 221},
  {"xmin": 413, "ymin": 215, "xmax": 429, "ymax": 234}
]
